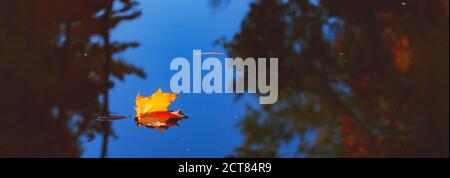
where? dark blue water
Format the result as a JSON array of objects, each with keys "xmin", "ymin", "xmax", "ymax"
[{"xmin": 83, "ymin": 0, "xmax": 255, "ymax": 158}]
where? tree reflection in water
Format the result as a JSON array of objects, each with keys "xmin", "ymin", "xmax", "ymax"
[
  {"xmin": 220, "ymin": 0, "xmax": 449, "ymax": 157},
  {"xmin": 0, "ymin": 0, "xmax": 144, "ymax": 157}
]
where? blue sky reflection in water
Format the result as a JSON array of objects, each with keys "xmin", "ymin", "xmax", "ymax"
[{"xmin": 83, "ymin": 0, "xmax": 256, "ymax": 158}]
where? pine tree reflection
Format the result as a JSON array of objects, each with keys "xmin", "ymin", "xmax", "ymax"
[{"xmin": 0, "ymin": 0, "xmax": 144, "ymax": 157}]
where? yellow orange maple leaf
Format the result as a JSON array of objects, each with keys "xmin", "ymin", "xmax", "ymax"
[{"xmin": 135, "ymin": 88, "xmax": 178, "ymax": 117}]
